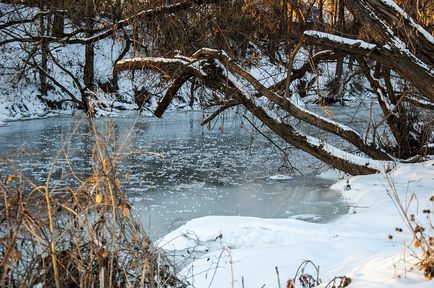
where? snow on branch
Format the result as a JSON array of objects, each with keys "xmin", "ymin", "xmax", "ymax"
[
  {"xmin": 228, "ymin": 75, "xmax": 391, "ymax": 175},
  {"xmin": 378, "ymin": 0, "xmax": 434, "ymax": 46},
  {"xmin": 406, "ymin": 96, "xmax": 434, "ymax": 110},
  {"xmin": 304, "ymin": 31, "xmax": 377, "ymax": 50},
  {"xmin": 114, "ymin": 56, "xmax": 208, "ymax": 78},
  {"xmin": 303, "ymin": 133, "xmax": 395, "ymax": 173},
  {"xmin": 304, "ymin": 29, "xmax": 434, "ymax": 103},
  {"xmin": 115, "ymin": 57, "xmax": 190, "ymax": 71},
  {"xmin": 217, "ymin": 54, "xmax": 392, "ymax": 161},
  {"xmin": 339, "ymin": 0, "xmax": 434, "ymax": 102}
]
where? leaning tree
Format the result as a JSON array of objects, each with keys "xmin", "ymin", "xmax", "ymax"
[{"xmin": 115, "ymin": 0, "xmax": 433, "ymax": 175}]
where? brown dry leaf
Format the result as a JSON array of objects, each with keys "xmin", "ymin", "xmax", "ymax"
[
  {"xmin": 95, "ymin": 193, "xmax": 103, "ymax": 204},
  {"xmin": 143, "ymin": 238, "xmax": 150, "ymax": 249},
  {"xmin": 286, "ymin": 279, "xmax": 295, "ymax": 288},
  {"xmin": 321, "ymin": 106, "xmax": 335, "ymax": 120},
  {"xmin": 130, "ymin": 262, "xmax": 137, "ymax": 270},
  {"xmin": 122, "ymin": 207, "xmax": 129, "ymax": 218},
  {"xmin": 100, "ymin": 249, "xmax": 108, "ymax": 258},
  {"xmin": 87, "ymin": 175, "xmax": 98, "ymax": 185},
  {"xmin": 101, "ymin": 159, "xmax": 108, "ymax": 170}
]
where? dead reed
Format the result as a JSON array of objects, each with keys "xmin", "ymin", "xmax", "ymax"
[{"xmin": 0, "ymin": 119, "xmax": 185, "ymax": 287}]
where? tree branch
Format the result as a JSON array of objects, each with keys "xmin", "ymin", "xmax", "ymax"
[
  {"xmin": 302, "ymin": 30, "xmax": 434, "ymax": 102},
  {"xmin": 154, "ymin": 72, "xmax": 192, "ymax": 117}
]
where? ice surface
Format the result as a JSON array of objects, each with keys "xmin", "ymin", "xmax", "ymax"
[{"xmin": 0, "ymin": 111, "xmax": 347, "ymax": 240}]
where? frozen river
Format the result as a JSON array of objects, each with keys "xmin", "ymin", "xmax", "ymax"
[{"xmin": 0, "ymin": 111, "xmax": 348, "ymax": 239}]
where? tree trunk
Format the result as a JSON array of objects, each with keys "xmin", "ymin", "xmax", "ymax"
[
  {"xmin": 84, "ymin": 0, "xmax": 94, "ymax": 89},
  {"xmin": 219, "ymin": 79, "xmax": 379, "ymax": 175},
  {"xmin": 84, "ymin": 0, "xmax": 95, "ymax": 115},
  {"xmin": 39, "ymin": 11, "xmax": 49, "ymax": 97},
  {"xmin": 334, "ymin": 0, "xmax": 345, "ymax": 99},
  {"xmin": 51, "ymin": 11, "xmax": 64, "ymax": 37}
]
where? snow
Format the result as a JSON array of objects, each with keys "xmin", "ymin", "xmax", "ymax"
[
  {"xmin": 0, "ymin": 26, "xmax": 140, "ymax": 119},
  {"xmin": 192, "ymin": 47, "xmax": 230, "ymax": 60},
  {"xmin": 116, "ymin": 57, "xmax": 189, "ymax": 66},
  {"xmin": 159, "ymin": 159, "xmax": 434, "ymax": 287},
  {"xmin": 1, "ymin": 4, "xmax": 187, "ymax": 120}
]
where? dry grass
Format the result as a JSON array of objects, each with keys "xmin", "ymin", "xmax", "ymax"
[
  {"xmin": 386, "ymin": 175, "xmax": 434, "ymax": 280},
  {"xmin": 284, "ymin": 260, "xmax": 351, "ymax": 288},
  {"xmin": 0, "ymin": 119, "xmax": 185, "ymax": 287}
]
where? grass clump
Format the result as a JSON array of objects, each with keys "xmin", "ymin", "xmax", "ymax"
[
  {"xmin": 386, "ymin": 175, "xmax": 434, "ymax": 280},
  {"xmin": 0, "ymin": 120, "xmax": 185, "ymax": 287}
]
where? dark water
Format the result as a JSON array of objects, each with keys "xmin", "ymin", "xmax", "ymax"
[{"xmin": 0, "ymin": 111, "xmax": 347, "ymax": 239}]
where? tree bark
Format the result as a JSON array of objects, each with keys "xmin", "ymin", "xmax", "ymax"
[
  {"xmin": 84, "ymin": 0, "xmax": 95, "ymax": 115},
  {"xmin": 84, "ymin": 0, "xmax": 94, "ymax": 89},
  {"xmin": 333, "ymin": 0, "xmax": 345, "ymax": 100},
  {"xmin": 154, "ymin": 72, "xmax": 191, "ymax": 117},
  {"xmin": 39, "ymin": 11, "xmax": 49, "ymax": 97}
]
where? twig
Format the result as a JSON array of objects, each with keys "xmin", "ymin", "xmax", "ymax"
[{"xmin": 275, "ymin": 266, "xmax": 281, "ymax": 288}]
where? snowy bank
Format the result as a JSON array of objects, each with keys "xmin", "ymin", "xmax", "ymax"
[{"xmin": 159, "ymin": 160, "xmax": 434, "ymax": 287}]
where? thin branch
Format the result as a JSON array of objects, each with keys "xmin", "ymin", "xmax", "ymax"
[
  {"xmin": 201, "ymin": 100, "xmax": 239, "ymax": 126},
  {"xmin": 33, "ymin": 60, "xmax": 83, "ymax": 107}
]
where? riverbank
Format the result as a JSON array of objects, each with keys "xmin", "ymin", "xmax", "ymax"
[{"xmin": 158, "ymin": 159, "xmax": 434, "ymax": 287}]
